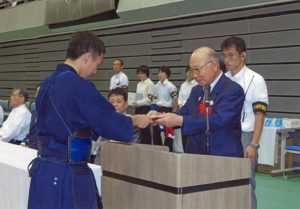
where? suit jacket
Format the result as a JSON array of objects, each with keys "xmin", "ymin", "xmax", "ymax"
[{"xmin": 179, "ymin": 74, "xmax": 244, "ymax": 157}]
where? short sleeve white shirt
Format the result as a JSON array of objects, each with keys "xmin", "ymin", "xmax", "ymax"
[
  {"xmin": 136, "ymin": 78, "xmax": 155, "ymax": 106},
  {"xmin": 178, "ymin": 80, "xmax": 197, "ymax": 107},
  {"xmin": 155, "ymin": 79, "xmax": 177, "ymax": 107},
  {"xmin": 225, "ymin": 65, "xmax": 269, "ymax": 132},
  {"xmin": 109, "ymin": 71, "xmax": 129, "ymax": 90}
]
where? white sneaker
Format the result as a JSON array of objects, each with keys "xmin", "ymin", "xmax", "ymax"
[{"xmin": 11, "ymin": 0, "xmax": 18, "ymax": 7}]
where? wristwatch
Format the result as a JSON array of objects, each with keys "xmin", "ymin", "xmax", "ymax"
[{"xmin": 249, "ymin": 143, "xmax": 260, "ymax": 150}]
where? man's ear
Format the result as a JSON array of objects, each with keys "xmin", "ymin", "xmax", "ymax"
[
  {"xmin": 82, "ymin": 53, "xmax": 90, "ymax": 64},
  {"xmin": 211, "ymin": 60, "xmax": 218, "ymax": 71},
  {"xmin": 20, "ymin": 97, "xmax": 26, "ymax": 104},
  {"xmin": 241, "ymin": 52, "xmax": 247, "ymax": 59}
]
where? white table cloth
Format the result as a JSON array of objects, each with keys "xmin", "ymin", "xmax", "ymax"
[
  {"xmin": 0, "ymin": 141, "xmax": 101, "ymax": 209},
  {"xmin": 258, "ymin": 127, "xmax": 278, "ymax": 165}
]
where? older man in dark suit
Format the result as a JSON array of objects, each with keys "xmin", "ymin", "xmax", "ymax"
[{"xmin": 152, "ymin": 47, "xmax": 244, "ymax": 157}]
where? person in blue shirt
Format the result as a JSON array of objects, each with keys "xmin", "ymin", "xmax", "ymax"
[
  {"xmin": 151, "ymin": 47, "xmax": 244, "ymax": 157},
  {"xmin": 27, "ymin": 31, "xmax": 150, "ymax": 209}
]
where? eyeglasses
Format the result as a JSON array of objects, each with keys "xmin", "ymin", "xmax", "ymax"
[{"xmin": 190, "ymin": 61, "xmax": 212, "ymax": 73}]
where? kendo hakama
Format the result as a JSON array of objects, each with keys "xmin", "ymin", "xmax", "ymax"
[{"xmin": 28, "ymin": 155, "xmax": 101, "ymax": 209}]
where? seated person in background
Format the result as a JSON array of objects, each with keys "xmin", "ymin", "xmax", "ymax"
[
  {"xmin": 90, "ymin": 87, "xmax": 140, "ymax": 164},
  {"xmin": 108, "ymin": 87, "xmax": 129, "ymax": 114},
  {"xmin": 109, "ymin": 87, "xmax": 140, "ymax": 143},
  {"xmin": 0, "ymin": 88, "xmax": 31, "ymax": 144},
  {"xmin": 24, "ymin": 82, "xmax": 41, "ymax": 149},
  {"xmin": 0, "ymin": 105, "xmax": 3, "ymax": 125}
]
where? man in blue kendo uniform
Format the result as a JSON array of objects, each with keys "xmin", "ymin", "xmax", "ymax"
[
  {"xmin": 152, "ymin": 47, "xmax": 244, "ymax": 157},
  {"xmin": 27, "ymin": 32, "xmax": 151, "ymax": 209}
]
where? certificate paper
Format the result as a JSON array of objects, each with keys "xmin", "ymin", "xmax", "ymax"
[{"xmin": 127, "ymin": 92, "xmax": 136, "ymax": 106}]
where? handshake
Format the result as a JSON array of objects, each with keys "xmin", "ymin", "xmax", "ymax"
[{"xmin": 130, "ymin": 111, "xmax": 183, "ymax": 128}]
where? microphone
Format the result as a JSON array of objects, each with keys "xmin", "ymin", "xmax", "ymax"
[{"xmin": 203, "ymin": 85, "xmax": 211, "ymax": 106}]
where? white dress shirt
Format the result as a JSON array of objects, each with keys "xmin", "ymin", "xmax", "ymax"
[
  {"xmin": 178, "ymin": 79, "xmax": 197, "ymax": 107},
  {"xmin": 0, "ymin": 106, "xmax": 3, "ymax": 126},
  {"xmin": 109, "ymin": 71, "xmax": 129, "ymax": 90},
  {"xmin": 0, "ymin": 104, "xmax": 32, "ymax": 142},
  {"xmin": 155, "ymin": 79, "xmax": 177, "ymax": 107},
  {"xmin": 136, "ymin": 78, "xmax": 155, "ymax": 106},
  {"xmin": 226, "ymin": 65, "xmax": 269, "ymax": 132}
]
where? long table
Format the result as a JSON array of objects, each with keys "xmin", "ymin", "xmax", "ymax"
[
  {"xmin": 0, "ymin": 141, "xmax": 101, "ymax": 209},
  {"xmin": 258, "ymin": 127, "xmax": 300, "ymax": 176},
  {"xmin": 270, "ymin": 128, "xmax": 300, "ymax": 176}
]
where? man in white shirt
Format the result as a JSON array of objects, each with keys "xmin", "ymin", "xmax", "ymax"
[
  {"xmin": 178, "ymin": 66, "xmax": 198, "ymax": 108},
  {"xmin": 132, "ymin": 65, "xmax": 155, "ymax": 144},
  {"xmin": 0, "ymin": 88, "xmax": 32, "ymax": 144},
  {"xmin": 221, "ymin": 36, "xmax": 269, "ymax": 209},
  {"xmin": 109, "ymin": 59, "xmax": 129, "ymax": 91},
  {"xmin": 177, "ymin": 66, "xmax": 197, "ymax": 151}
]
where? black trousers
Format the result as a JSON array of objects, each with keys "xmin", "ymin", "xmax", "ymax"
[
  {"xmin": 9, "ymin": 139, "xmax": 22, "ymax": 145},
  {"xmin": 135, "ymin": 106, "xmax": 152, "ymax": 144},
  {"xmin": 182, "ymin": 135, "xmax": 187, "ymax": 152},
  {"xmin": 152, "ymin": 106, "xmax": 173, "ymax": 151}
]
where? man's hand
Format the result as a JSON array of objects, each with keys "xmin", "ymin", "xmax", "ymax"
[
  {"xmin": 244, "ymin": 146, "xmax": 257, "ymax": 162},
  {"xmin": 154, "ymin": 113, "xmax": 183, "ymax": 128},
  {"xmin": 147, "ymin": 110, "xmax": 161, "ymax": 126},
  {"xmin": 131, "ymin": 114, "xmax": 151, "ymax": 128},
  {"xmin": 147, "ymin": 110, "xmax": 159, "ymax": 117}
]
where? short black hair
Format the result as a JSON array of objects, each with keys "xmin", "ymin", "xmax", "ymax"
[
  {"xmin": 108, "ymin": 87, "xmax": 128, "ymax": 102},
  {"xmin": 114, "ymin": 59, "xmax": 124, "ymax": 66},
  {"xmin": 66, "ymin": 31, "xmax": 106, "ymax": 60},
  {"xmin": 136, "ymin": 65, "xmax": 150, "ymax": 77},
  {"xmin": 13, "ymin": 88, "xmax": 29, "ymax": 102},
  {"xmin": 159, "ymin": 66, "xmax": 171, "ymax": 78},
  {"xmin": 221, "ymin": 36, "xmax": 246, "ymax": 54}
]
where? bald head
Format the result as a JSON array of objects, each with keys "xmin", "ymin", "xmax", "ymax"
[
  {"xmin": 190, "ymin": 47, "xmax": 218, "ymax": 65},
  {"xmin": 189, "ymin": 47, "xmax": 221, "ymax": 86}
]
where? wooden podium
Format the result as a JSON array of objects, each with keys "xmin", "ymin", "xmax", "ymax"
[{"xmin": 101, "ymin": 142, "xmax": 251, "ymax": 209}]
